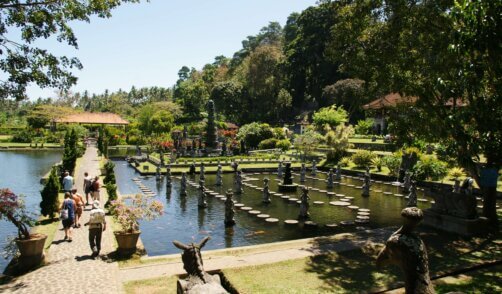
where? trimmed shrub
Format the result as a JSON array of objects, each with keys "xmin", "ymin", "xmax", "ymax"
[
  {"xmin": 354, "ymin": 118, "xmax": 374, "ymax": 135},
  {"xmin": 382, "ymin": 154, "xmax": 401, "ymax": 176},
  {"xmin": 258, "ymin": 138, "xmax": 279, "ymax": 150},
  {"xmin": 276, "ymin": 139, "xmax": 291, "ymax": 151},
  {"xmin": 339, "ymin": 157, "xmax": 351, "ymax": 167},
  {"xmin": 351, "ymin": 150, "xmax": 375, "ymax": 167},
  {"xmin": 372, "ymin": 156, "xmax": 383, "ymax": 172},
  {"xmin": 412, "ymin": 155, "xmax": 448, "ymax": 181},
  {"xmin": 40, "ymin": 167, "xmax": 61, "ymax": 219}
]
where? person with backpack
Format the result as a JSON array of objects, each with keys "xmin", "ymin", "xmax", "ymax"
[
  {"xmin": 83, "ymin": 172, "xmax": 92, "ymax": 206},
  {"xmin": 60, "ymin": 192, "xmax": 76, "ymax": 242},
  {"xmin": 84, "ymin": 200, "xmax": 107, "ymax": 258}
]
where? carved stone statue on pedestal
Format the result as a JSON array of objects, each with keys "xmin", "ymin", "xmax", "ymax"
[
  {"xmin": 165, "ymin": 167, "xmax": 172, "ymax": 188},
  {"xmin": 362, "ymin": 172, "xmax": 371, "ymax": 197},
  {"xmin": 298, "ymin": 187, "xmax": 310, "ymax": 220},
  {"xmin": 262, "ymin": 178, "xmax": 271, "ymax": 203},
  {"xmin": 335, "ymin": 164, "xmax": 342, "ymax": 181},
  {"xmin": 300, "ymin": 163, "xmax": 306, "ymax": 182},
  {"xmin": 327, "ymin": 168, "xmax": 334, "ymax": 188},
  {"xmin": 198, "ymin": 180, "xmax": 207, "ymax": 208},
  {"xmin": 311, "ymin": 160, "xmax": 317, "ymax": 176},
  {"xmin": 224, "ymin": 190, "xmax": 235, "ymax": 227},
  {"xmin": 235, "ymin": 171, "xmax": 243, "ymax": 194},
  {"xmin": 180, "ymin": 172, "xmax": 187, "ymax": 196},
  {"xmin": 277, "ymin": 161, "xmax": 283, "ymax": 178},
  {"xmin": 406, "ymin": 181, "xmax": 417, "ymax": 207},
  {"xmin": 216, "ymin": 165, "xmax": 222, "ymax": 186}
]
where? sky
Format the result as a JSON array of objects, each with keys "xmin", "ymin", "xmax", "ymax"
[{"xmin": 25, "ymin": 0, "xmax": 319, "ymax": 100}]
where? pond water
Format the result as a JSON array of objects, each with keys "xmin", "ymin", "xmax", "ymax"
[
  {"xmin": 0, "ymin": 150, "xmax": 62, "ymax": 273},
  {"xmin": 113, "ymin": 160, "xmax": 433, "ymax": 257}
]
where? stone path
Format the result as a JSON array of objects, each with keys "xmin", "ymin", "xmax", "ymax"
[{"xmin": 0, "ymin": 144, "xmax": 122, "ymax": 294}]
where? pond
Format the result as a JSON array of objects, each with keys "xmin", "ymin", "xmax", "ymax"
[
  {"xmin": 113, "ymin": 160, "xmax": 434, "ymax": 257},
  {"xmin": 0, "ymin": 150, "xmax": 62, "ymax": 273}
]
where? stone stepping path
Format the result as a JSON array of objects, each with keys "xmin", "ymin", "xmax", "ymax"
[
  {"xmin": 240, "ymin": 207, "xmax": 252, "ymax": 211},
  {"xmin": 249, "ymin": 210, "xmax": 261, "ymax": 215},
  {"xmin": 265, "ymin": 218, "xmax": 279, "ymax": 223},
  {"xmin": 304, "ymin": 221, "xmax": 318, "ymax": 227},
  {"xmin": 358, "ymin": 212, "xmax": 370, "ymax": 216},
  {"xmin": 284, "ymin": 220, "xmax": 299, "ymax": 225},
  {"xmin": 330, "ymin": 201, "xmax": 351, "ymax": 206},
  {"xmin": 340, "ymin": 220, "xmax": 355, "ymax": 226},
  {"xmin": 257, "ymin": 214, "xmax": 270, "ymax": 219},
  {"xmin": 348, "ymin": 205, "xmax": 359, "ymax": 210},
  {"xmin": 313, "ymin": 201, "xmax": 324, "ymax": 205}
]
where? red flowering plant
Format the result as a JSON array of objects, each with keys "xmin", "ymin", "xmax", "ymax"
[
  {"xmin": 109, "ymin": 194, "xmax": 164, "ymax": 233},
  {"xmin": 0, "ymin": 189, "xmax": 36, "ymax": 240}
]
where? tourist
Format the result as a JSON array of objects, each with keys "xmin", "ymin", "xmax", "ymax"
[
  {"xmin": 61, "ymin": 192, "xmax": 76, "ymax": 242},
  {"xmin": 83, "ymin": 172, "xmax": 93, "ymax": 205},
  {"xmin": 62, "ymin": 171, "xmax": 74, "ymax": 194},
  {"xmin": 91, "ymin": 176, "xmax": 100, "ymax": 202},
  {"xmin": 71, "ymin": 188, "xmax": 85, "ymax": 228},
  {"xmin": 84, "ymin": 200, "xmax": 106, "ymax": 258}
]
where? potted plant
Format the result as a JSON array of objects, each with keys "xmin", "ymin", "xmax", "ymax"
[
  {"xmin": 0, "ymin": 188, "xmax": 46, "ymax": 271},
  {"xmin": 109, "ymin": 194, "xmax": 163, "ymax": 255}
]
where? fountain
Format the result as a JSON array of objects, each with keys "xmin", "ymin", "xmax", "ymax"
[{"xmin": 278, "ymin": 162, "xmax": 298, "ymax": 192}]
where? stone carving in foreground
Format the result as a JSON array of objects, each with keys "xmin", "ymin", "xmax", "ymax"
[
  {"xmin": 224, "ymin": 190, "xmax": 235, "ymax": 227},
  {"xmin": 429, "ymin": 177, "xmax": 477, "ymax": 219},
  {"xmin": 406, "ymin": 181, "xmax": 417, "ymax": 207},
  {"xmin": 198, "ymin": 180, "xmax": 207, "ymax": 208},
  {"xmin": 262, "ymin": 178, "xmax": 271, "ymax": 203},
  {"xmin": 376, "ymin": 207, "xmax": 434, "ymax": 294},
  {"xmin": 173, "ymin": 237, "xmax": 228, "ymax": 294},
  {"xmin": 298, "ymin": 186, "xmax": 310, "ymax": 219}
]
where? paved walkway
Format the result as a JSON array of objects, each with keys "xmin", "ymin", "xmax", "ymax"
[{"xmin": 0, "ymin": 144, "xmax": 122, "ymax": 293}]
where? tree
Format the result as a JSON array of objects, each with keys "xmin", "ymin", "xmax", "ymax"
[
  {"xmin": 294, "ymin": 129, "xmax": 323, "ymax": 160},
  {"xmin": 236, "ymin": 122, "xmax": 274, "ymax": 149},
  {"xmin": 325, "ymin": 124, "xmax": 354, "ymax": 162},
  {"xmin": 322, "ymin": 79, "xmax": 367, "ymax": 122},
  {"xmin": 0, "ymin": 0, "xmax": 142, "ymax": 100},
  {"xmin": 210, "ymin": 81, "xmax": 244, "ymax": 122},
  {"xmin": 312, "ymin": 105, "xmax": 348, "ymax": 131},
  {"xmin": 40, "ymin": 167, "xmax": 60, "ymax": 219},
  {"xmin": 62, "ymin": 128, "xmax": 78, "ymax": 174}
]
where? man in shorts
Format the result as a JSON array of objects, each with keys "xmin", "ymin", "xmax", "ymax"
[{"xmin": 85, "ymin": 200, "xmax": 106, "ymax": 258}]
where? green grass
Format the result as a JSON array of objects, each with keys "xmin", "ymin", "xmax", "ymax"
[
  {"xmin": 348, "ymin": 138, "xmax": 387, "ymax": 144},
  {"xmin": 32, "ymin": 192, "xmax": 64, "ymax": 251},
  {"xmin": 434, "ymin": 265, "xmax": 502, "ymax": 294},
  {"xmin": 0, "ymin": 142, "xmax": 62, "ymax": 148},
  {"xmin": 134, "ymin": 161, "xmax": 302, "ymax": 174},
  {"xmin": 123, "ymin": 275, "xmax": 179, "ymax": 294}
]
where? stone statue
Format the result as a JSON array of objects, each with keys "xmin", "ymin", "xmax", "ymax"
[
  {"xmin": 135, "ymin": 144, "xmax": 141, "ymax": 156},
  {"xmin": 262, "ymin": 178, "xmax": 271, "ymax": 203},
  {"xmin": 403, "ymin": 170, "xmax": 412, "ymax": 192},
  {"xmin": 377, "ymin": 207, "xmax": 434, "ymax": 294},
  {"xmin": 365, "ymin": 166, "xmax": 371, "ymax": 179},
  {"xmin": 224, "ymin": 190, "xmax": 235, "ymax": 227},
  {"xmin": 198, "ymin": 180, "xmax": 207, "ymax": 208},
  {"xmin": 231, "ymin": 161, "xmax": 239, "ymax": 173},
  {"xmin": 298, "ymin": 187, "xmax": 310, "ymax": 219},
  {"xmin": 180, "ymin": 172, "xmax": 187, "ymax": 196},
  {"xmin": 173, "ymin": 237, "xmax": 228, "ymax": 294},
  {"xmin": 335, "ymin": 164, "xmax": 342, "ymax": 181},
  {"xmin": 430, "ymin": 177, "xmax": 477, "ymax": 219},
  {"xmin": 159, "ymin": 150, "xmax": 165, "ymax": 167},
  {"xmin": 362, "ymin": 171, "xmax": 371, "ymax": 197},
  {"xmin": 327, "ymin": 168, "xmax": 334, "ymax": 188},
  {"xmin": 189, "ymin": 163, "xmax": 196, "ymax": 175},
  {"xmin": 407, "ymin": 181, "xmax": 417, "ymax": 207},
  {"xmin": 311, "ymin": 160, "xmax": 317, "ymax": 176},
  {"xmin": 277, "ymin": 161, "xmax": 283, "ymax": 178},
  {"xmin": 215, "ymin": 165, "xmax": 222, "ymax": 186},
  {"xmin": 452, "ymin": 179, "xmax": 461, "ymax": 193},
  {"xmin": 156, "ymin": 165, "xmax": 161, "ymax": 181},
  {"xmin": 200, "ymin": 162, "xmax": 205, "ymax": 181},
  {"xmin": 460, "ymin": 177, "xmax": 474, "ymax": 196},
  {"xmin": 165, "ymin": 167, "xmax": 172, "ymax": 188},
  {"xmin": 300, "ymin": 163, "xmax": 306, "ymax": 182},
  {"xmin": 234, "ymin": 171, "xmax": 243, "ymax": 194}
]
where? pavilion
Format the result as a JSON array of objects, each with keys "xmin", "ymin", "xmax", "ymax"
[{"xmin": 54, "ymin": 112, "xmax": 129, "ymax": 127}]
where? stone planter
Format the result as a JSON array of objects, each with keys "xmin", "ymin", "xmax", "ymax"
[
  {"xmin": 15, "ymin": 233, "xmax": 47, "ymax": 271},
  {"xmin": 114, "ymin": 231, "xmax": 140, "ymax": 256}
]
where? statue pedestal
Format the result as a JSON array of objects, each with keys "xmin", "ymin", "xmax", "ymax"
[{"xmin": 423, "ymin": 209, "xmax": 489, "ymax": 236}]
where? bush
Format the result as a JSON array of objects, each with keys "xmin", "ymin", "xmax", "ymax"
[
  {"xmin": 448, "ymin": 167, "xmax": 465, "ymax": 180},
  {"xmin": 382, "ymin": 154, "xmax": 401, "ymax": 176},
  {"xmin": 312, "ymin": 105, "xmax": 348, "ymax": 130},
  {"xmin": 351, "ymin": 150, "xmax": 375, "ymax": 167},
  {"xmin": 40, "ymin": 167, "xmax": 61, "ymax": 219},
  {"xmin": 339, "ymin": 157, "xmax": 351, "ymax": 167},
  {"xmin": 258, "ymin": 138, "xmax": 279, "ymax": 150},
  {"xmin": 11, "ymin": 129, "xmax": 34, "ymax": 143},
  {"xmin": 372, "ymin": 156, "xmax": 383, "ymax": 171},
  {"xmin": 237, "ymin": 122, "xmax": 274, "ymax": 148},
  {"xmin": 354, "ymin": 118, "xmax": 374, "ymax": 135},
  {"xmin": 412, "ymin": 155, "xmax": 448, "ymax": 181},
  {"xmin": 276, "ymin": 139, "xmax": 291, "ymax": 151}
]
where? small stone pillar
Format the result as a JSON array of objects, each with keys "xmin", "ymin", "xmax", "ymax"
[
  {"xmin": 406, "ymin": 181, "xmax": 417, "ymax": 207},
  {"xmin": 200, "ymin": 162, "xmax": 205, "ymax": 181},
  {"xmin": 180, "ymin": 172, "xmax": 187, "ymax": 196},
  {"xmin": 216, "ymin": 165, "xmax": 223, "ymax": 186},
  {"xmin": 155, "ymin": 165, "xmax": 161, "ymax": 181},
  {"xmin": 262, "ymin": 178, "xmax": 271, "ymax": 203},
  {"xmin": 298, "ymin": 187, "xmax": 310, "ymax": 220},
  {"xmin": 198, "ymin": 180, "xmax": 207, "ymax": 208},
  {"xmin": 300, "ymin": 163, "xmax": 306, "ymax": 182},
  {"xmin": 327, "ymin": 168, "xmax": 334, "ymax": 188},
  {"xmin": 277, "ymin": 161, "xmax": 283, "ymax": 178},
  {"xmin": 189, "ymin": 163, "xmax": 196, "ymax": 175},
  {"xmin": 335, "ymin": 164, "xmax": 342, "ymax": 181},
  {"xmin": 362, "ymin": 172, "xmax": 371, "ymax": 197},
  {"xmin": 235, "ymin": 171, "xmax": 243, "ymax": 194},
  {"xmin": 165, "ymin": 167, "xmax": 172, "ymax": 188},
  {"xmin": 224, "ymin": 190, "xmax": 235, "ymax": 227},
  {"xmin": 311, "ymin": 160, "xmax": 317, "ymax": 176}
]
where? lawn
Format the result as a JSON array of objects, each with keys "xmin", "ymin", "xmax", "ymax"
[
  {"xmin": 0, "ymin": 142, "xmax": 62, "ymax": 148},
  {"xmin": 134, "ymin": 161, "xmax": 303, "ymax": 174},
  {"xmin": 121, "ymin": 230, "xmax": 501, "ymax": 293}
]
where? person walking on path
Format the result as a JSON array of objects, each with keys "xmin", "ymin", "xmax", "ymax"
[
  {"xmin": 91, "ymin": 176, "xmax": 100, "ymax": 202},
  {"xmin": 71, "ymin": 188, "xmax": 84, "ymax": 228},
  {"xmin": 83, "ymin": 172, "xmax": 92, "ymax": 205},
  {"xmin": 61, "ymin": 192, "xmax": 76, "ymax": 242},
  {"xmin": 85, "ymin": 200, "xmax": 106, "ymax": 258},
  {"xmin": 62, "ymin": 171, "xmax": 74, "ymax": 194}
]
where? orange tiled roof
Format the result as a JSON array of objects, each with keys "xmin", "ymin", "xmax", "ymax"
[
  {"xmin": 56, "ymin": 112, "xmax": 129, "ymax": 125},
  {"xmin": 363, "ymin": 93, "xmax": 418, "ymax": 110}
]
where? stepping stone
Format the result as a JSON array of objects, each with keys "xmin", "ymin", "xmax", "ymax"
[
  {"xmin": 333, "ymin": 181, "xmax": 340, "ymax": 185},
  {"xmin": 215, "ymin": 195, "xmax": 223, "ymax": 198},
  {"xmin": 418, "ymin": 198, "xmax": 428, "ymax": 202},
  {"xmin": 330, "ymin": 201, "xmax": 351, "ymax": 206},
  {"xmin": 220, "ymin": 197, "xmax": 227, "ymax": 201},
  {"xmin": 348, "ymin": 205, "xmax": 359, "ymax": 210},
  {"xmin": 319, "ymin": 190, "xmax": 327, "ymax": 193},
  {"xmin": 357, "ymin": 215, "xmax": 370, "ymax": 220},
  {"xmin": 288, "ymin": 198, "xmax": 299, "ymax": 202},
  {"xmin": 358, "ymin": 212, "xmax": 370, "ymax": 216},
  {"xmin": 296, "ymin": 200, "xmax": 301, "ymax": 204},
  {"xmin": 313, "ymin": 201, "xmax": 324, "ymax": 205},
  {"xmin": 340, "ymin": 198, "xmax": 351, "ymax": 202},
  {"xmin": 394, "ymin": 193, "xmax": 404, "ymax": 197},
  {"xmin": 270, "ymin": 192, "xmax": 277, "ymax": 195},
  {"xmin": 257, "ymin": 214, "xmax": 270, "ymax": 219},
  {"xmin": 284, "ymin": 220, "xmax": 299, "ymax": 225},
  {"xmin": 383, "ymin": 192, "xmax": 393, "ymax": 195},
  {"xmin": 275, "ymin": 193, "xmax": 284, "ymax": 197},
  {"xmin": 265, "ymin": 218, "xmax": 279, "ymax": 223},
  {"xmin": 336, "ymin": 194, "xmax": 345, "ymax": 197},
  {"xmin": 354, "ymin": 186, "xmax": 363, "ymax": 189},
  {"xmin": 356, "ymin": 226, "xmax": 368, "ymax": 230},
  {"xmin": 325, "ymin": 223, "xmax": 338, "ymax": 228},
  {"xmin": 210, "ymin": 192, "xmax": 219, "ymax": 196},
  {"xmin": 375, "ymin": 181, "xmax": 383, "ymax": 183},
  {"xmin": 241, "ymin": 207, "xmax": 252, "ymax": 211},
  {"xmin": 345, "ymin": 196, "xmax": 354, "ymax": 200},
  {"xmin": 339, "ymin": 182, "xmax": 347, "ymax": 186},
  {"xmin": 281, "ymin": 196, "xmax": 290, "ymax": 200},
  {"xmin": 373, "ymin": 190, "xmax": 382, "ymax": 193},
  {"xmin": 347, "ymin": 184, "xmax": 356, "ymax": 187},
  {"xmin": 311, "ymin": 188, "xmax": 320, "ymax": 191},
  {"xmin": 340, "ymin": 220, "xmax": 355, "ymax": 226},
  {"xmin": 234, "ymin": 203, "xmax": 244, "ymax": 208},
  {"xmin": 249, "ymin": 210, "xmax": 261, "ymax": 215},
  {"xmin": 477, "ymin": 205, "xmax": 483, "ymax": 209},
  {"xmin": 358, "ymin": 208, "xmax": 370, "ymax": 212},
  {"xmin": 304, "ymin": 221, "xmax": 318, "ymax": 227},
  {"xmin": 327, "ymin": 192, "xmax": 335, "ymax": 196},
  {"xmin": 355, "ymin": 219, "xmax": 369, "ymax": 224}
]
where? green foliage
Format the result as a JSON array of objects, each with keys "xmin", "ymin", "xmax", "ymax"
[
  {"xmin": 294, "ymin": 129, "xmax": 323, "ymax": 158},
  {"xmin": 0, "ymin": 0, "xmax": 143, "ymax": 100},
  {"xmin": 237, "ymin": 122, "xmax": 274, "ymax": 148},
  {"xmin": 103, "ymin": 160, "xmax": 117, "ymax": 207},
  {"xmin": 325, "ymin": 124, "xmax": 353, "ymax": 163},
  {"xmin": 351, "ymin": 150, "xmax": 375, "ymax": 168},
  {"xmin": 382, "ymin": 154, "xmax": 402, "ymax": 177},
  {"xmin": 322, "ymin": 79, "xmax": 367, "ymax": 121},
  {"xmin": 62, "ymin": 129, "xmax": 78, "ymax": 174},
  {"xmin": 372, "ymin": 157, "xmax": 383, "ymax": 172},
  {"xmin": 412, "ymin": 156, "xmax": 448, "ymax": 181},
  {"xmin": 312, "ymin": 105, "xmax": 348, "ymax": 131},
  {"xmin": 448, "ymin": 167, "xmax": 465, "ymax": 180},
  {"xmin": 339, "ymin": 157, "xmax": 351, "ymax": 167},
  {"xmin": 258, "ymin": 138, "xmax": 279, "ymax": 150},
  {"xmin": 138, "ymin": 104, "xmax": 175, "ymax": 135},
  {"xmin": 354, "ymin": 119, "xmax": 374, "ymax": 135},
  {"xmin": 11, "ymin": 129, "xmax": 34, "ymax": 143},
  {"xmin": 276, "ymin": 139, "xmax": 291, "ymax": 151},
  {"xmin": 40, "ymin": 167, "xmax": 61, "ymax": 219}
]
